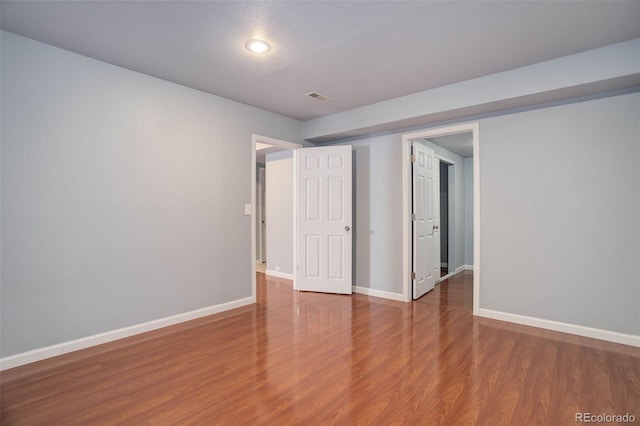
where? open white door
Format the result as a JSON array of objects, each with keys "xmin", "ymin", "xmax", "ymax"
[
  {"xmin": 297, "ymin": 146, "xmax": 352, "ymax": 294},
  {"xmin": 412, "ymin": 141, "xmax": 439, "ymax": 299}
]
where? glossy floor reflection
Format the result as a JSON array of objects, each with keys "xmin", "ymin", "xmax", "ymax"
[
  {"xmin": 415, "ymin": 270, "xmax": 473, "ymax": 311},
  {"xmin": 1, "ymin": 272, "xmax": 638, "ymax": 424}
]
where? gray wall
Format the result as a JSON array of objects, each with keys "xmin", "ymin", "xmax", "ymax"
[
  {"xmin": 479, "ymin": 93, "xmax": 639, "ymax": 335},
  {"xmin": 1, "ymin": 32, "xmax": 301, "ymax": 357},
  {"xmin": 464, "ymin": 157, "xmax": 474, "ymax": 266},
  {"xmin": 2, "ymin": 31, "xmax": 638, "ymax": 360},
  {"xmin": 337, "ymin": 92, "xmax": 639, "ymax": 336},
  {"xmin": 265, "ymin": 150, "xmax": 293, "ymax": 275},
  {"xmin": 344, "ymin": 136, "xmax": 467, "ymax": 295},
  {"xmin": 349, "ymin": 136, "xmax": 404, "ymax": 294}
]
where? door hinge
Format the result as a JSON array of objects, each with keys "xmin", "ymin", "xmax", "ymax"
[
  {"xmin": 411, "ymin": 272, "xmax": 416, "ymax": 280},
  {"xmin": 411, "ymin": 154, "xmax": 416, "ymax": 163},
  {"xmin": 411, "ymin": 213, "xmax": 416, "ymax": 221}
]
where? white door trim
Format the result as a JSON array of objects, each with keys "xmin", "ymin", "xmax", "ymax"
[
  {"xmin": 401, "ymin": 122, "xmax": 480, "ymax": 316},
  {"xmin": 435, "ymin": 153, "xmax": 456, "ymax": 165},
  {"xmin": 251, "ymin": 134, "xmax": 303, "ymax": 300}
]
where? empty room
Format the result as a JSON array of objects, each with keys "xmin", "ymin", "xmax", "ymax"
[{"xmin": 1, "ymin": 1, "xmax": 639, "ymax": 425}]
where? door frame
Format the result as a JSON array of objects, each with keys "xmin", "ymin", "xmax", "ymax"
[
  {"xmin": 401, "ymin": 123, "xmax": 480, "ymax": 315},
  {"xmin": 251, "ymin": 134, "xmax": 303, "ymax": 301}
]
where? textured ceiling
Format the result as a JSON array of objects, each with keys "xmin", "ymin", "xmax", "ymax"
[{"xmin": 2, "ymin": 1, "xmax": 640, "ymax": 121}]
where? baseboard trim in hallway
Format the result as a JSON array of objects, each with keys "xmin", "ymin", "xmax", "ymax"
[{"xmin": 265, "ymin": 270, "xmax": 294, "ymax": 280}]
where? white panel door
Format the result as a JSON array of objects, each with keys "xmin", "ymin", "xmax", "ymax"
[
  {"xmin": 297, "ymin": 146, "xmax": 352, "ymax": 294},
  {"xmin": 412, "ymin": 142, "xmax": 439, "ymax": 299}
]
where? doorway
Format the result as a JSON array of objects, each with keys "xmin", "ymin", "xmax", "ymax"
[
  {"xmin": 409, "ymin": 142, "xmax": 457, "ymax": 298},
  {"xmin": 401, "ymin": 123, "xmax": 480, "ymax": 315},
  {"xmin": 251, "ymin": 135, "xmax": 302, "ymax": 300},
  {"xmin": 251, "ymin": 136, "xmax": 354, "ymax": 298},
  {"xmin": 256, "ymin": 166, "xmax": 266, "ymax": 272},
  {"xmin": 434, "ymin": 152, "xmax": 457, "ymax": 283},
  {"xmin": 439, "ymin": 160, "xmax": 452, "ymax": 278}
]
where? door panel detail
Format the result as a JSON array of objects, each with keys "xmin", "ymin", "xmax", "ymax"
[
  {"xmin": 298, "ymin": 146, "xmax": 352, "ymax": 294},
  {"xmin": 412, "ymin": 142, "xmax": 439, "ymax": 299}
]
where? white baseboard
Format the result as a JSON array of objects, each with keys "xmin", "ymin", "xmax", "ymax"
[
  {"xmin": 455, "ymin": 265, "xmax": 474, "ymax": 273},
  {"xmin": 0, "ymin": 296, "xmax": 255, "ymax": 371},
  {"xmin": 353, "ymin": 286, "xmax": 405, "ymax": 302},
  {"xmin": 477, "ymin": 308, "xmax": 640, "ymax": 348},
  {"xmin": 436, "ymin": 273, "xmax": 454, "ymax": 283},
  {"xmin": 265, "ymin": 270, "xmax": 294, "ymax": 280}
]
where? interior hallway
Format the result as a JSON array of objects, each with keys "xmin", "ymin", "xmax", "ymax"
[{"xmin": 1, "ymin": 272, "xmax": 638, "ymax": 424}]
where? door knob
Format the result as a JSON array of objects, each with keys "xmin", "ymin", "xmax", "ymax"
[
  {"xmin": 433, "ymin": 225, "xmax": 439, "ymax": 230},
  {"xmin": 345, "ymin": 226, "xmax": 351, "ymax": 232}
]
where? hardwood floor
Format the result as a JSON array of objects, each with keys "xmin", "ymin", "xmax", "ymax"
[
  {"xmin": 1, "ymin": 272, "xmax": 638, "ymax": 425},
  {"xmin": 415, "ymin": 271, "xmax": 472, "ymax": 312}
]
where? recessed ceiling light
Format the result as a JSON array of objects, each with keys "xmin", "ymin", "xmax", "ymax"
[{"xmin": 245, "ymin": 39, "xmax": 271, "ymax": 54}]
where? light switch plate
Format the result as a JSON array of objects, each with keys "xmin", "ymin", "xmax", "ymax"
[{"xmin": 244, "ymin": 203, "xmax": 251, "ymax": 216}]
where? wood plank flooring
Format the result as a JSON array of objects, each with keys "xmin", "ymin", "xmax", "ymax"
[
  {"xmin": 1, "ymin": 271, "xmax": 638, "ymax": 425},
  {"xmin": 415, "ymin": 271, "xmax": 472, "ymax": 312}
]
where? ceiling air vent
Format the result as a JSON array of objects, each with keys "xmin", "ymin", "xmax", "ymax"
[{"xmin": 305, "ymin": 91, "xmax": 330, "ymax": 101}]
